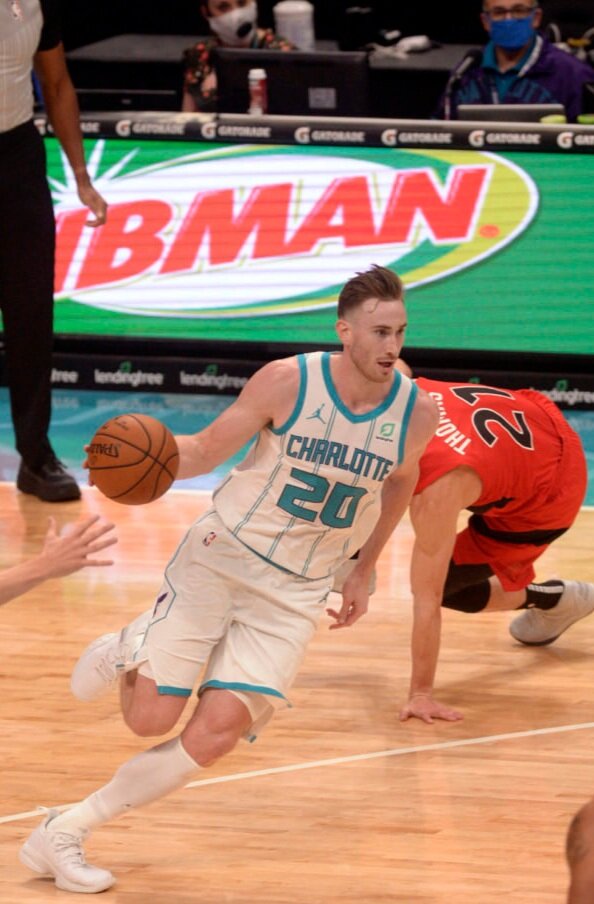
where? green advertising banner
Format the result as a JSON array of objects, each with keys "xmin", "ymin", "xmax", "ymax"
[{"xmin": 42, "ymin": 138, "xmax": 593, "ymax": 354}]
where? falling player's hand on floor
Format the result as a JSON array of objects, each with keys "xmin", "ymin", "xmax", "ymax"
[{"xmin": 399, "ymin": 694, "xmax": 463, "ymax": 724}]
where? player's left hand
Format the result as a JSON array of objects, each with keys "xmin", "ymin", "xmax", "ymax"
[
  {"xmin": 326, "ymin": 568, "xmax": 370, "ymax": 629},
  {"xmin": 77, "ymin": 181, "xmax": 108, "ymax": 227}
]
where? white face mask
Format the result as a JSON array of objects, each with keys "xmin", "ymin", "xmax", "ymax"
[{"xmin": 208, "ymin": 2, "xmax": 258, "ymax": 46}]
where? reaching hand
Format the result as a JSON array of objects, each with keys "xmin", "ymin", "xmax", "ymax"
[
  {"xmin": 399, "ymin": 693, "xmax": 464, "ymax": 724},
  {"xmin": 38, "ymin": 515, "xmax": 117, "ymax": 578}
]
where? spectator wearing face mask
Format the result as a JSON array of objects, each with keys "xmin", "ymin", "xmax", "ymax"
[
  {"xmin": 181, "ymin": 0, "xmax": 294, "ymax": 113},
  {"xmin": 437, "ymin": 0, "xmax": 594, "ymax": 122}
]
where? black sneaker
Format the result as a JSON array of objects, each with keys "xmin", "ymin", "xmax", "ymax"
[{"xmin": 17, "ymin": 457, "xmax": 81, "ymax": 502}]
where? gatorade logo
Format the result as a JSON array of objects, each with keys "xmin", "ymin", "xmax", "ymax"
[
  {"xmin": 50, "ymin": 142, "xmax": 538, "ymax": 318},
  {"xmin": 294, "ymin": 126, "xmax": 311, "ymax": 144},
  {"xmin": 115, "ymin": 120, "xmax": 132, "ymax": 138},
  {"xmin": 200, "ymin": 121, "xmax": 218, "ymax": 140},
  {"xmin": 557, "ymin": 131, "xmax": 574, "ymax": 149}
]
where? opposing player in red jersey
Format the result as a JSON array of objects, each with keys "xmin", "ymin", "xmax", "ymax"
[{"xmin": 345, "ymin": 376, "xmax": 592, "ymax": 724}]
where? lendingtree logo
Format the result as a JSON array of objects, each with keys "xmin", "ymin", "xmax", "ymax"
[
  {"xmin": 49, "ymin": 143, "xmax": 538, "ymax": 318},
  {"xmin": 93, "ymin": 360, "xmax": 164, "ymax": 387}
]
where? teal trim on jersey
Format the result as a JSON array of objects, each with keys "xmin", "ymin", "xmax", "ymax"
[
  {"xmin": 199, "ymin": 678, "xmax": 288, "ymax": 702},
  {"xmin": 321, "ymin": 352, "xmax": 401, "ymax": 422},
  {"xmin": 270, "ymin": 354, "xmax": 307, "ymax": 435},
  {"xmin": 157, "ymin": 685, "xmax": 192, "ymax": 697},
  {"xmin": 233, "ymin": 534, "xmax": 300, "ymax": 575},
  {"xmin": 397, "ymin": 380, "xmax": 418, "ymax": 465}
]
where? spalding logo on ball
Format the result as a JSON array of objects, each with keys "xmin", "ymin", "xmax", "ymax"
[{"xmin": 88, "ymin": 413, "xmax": 180, "ymax": 505}]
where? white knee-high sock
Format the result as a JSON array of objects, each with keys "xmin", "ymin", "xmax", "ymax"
[{"xmin": 50, "ymin": 737, "xmax": 200, "ymax": 835}]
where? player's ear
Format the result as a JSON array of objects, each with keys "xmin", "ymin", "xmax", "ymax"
[{"xmin": 336, "ymin": 318, "xmax": 351, "ymax": 345}]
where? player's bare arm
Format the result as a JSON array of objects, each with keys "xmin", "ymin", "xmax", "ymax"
[
  {"xmin": 567, "ymin": 801, "xmax": 594, "ymax": 904},
  {"xmin": 0, "ymin": 515, "xmax": 116, "ymax": 608},
  {"xmin": 33, "ymin": 44, "xmax": 107, "ymax": 226},
  {"xmin": 400, "ymin": 467, "xmax": 481, "ymax": 724},
  {"xmin": 175, "ymin": 358, "xmax": 301, "ymax": 479},
  {"xmin": 327, "ymin": 390, "xmax": 439, "ymax": 629}
]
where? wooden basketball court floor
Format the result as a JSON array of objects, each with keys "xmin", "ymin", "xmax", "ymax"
[{"xmin": 1, "ymin": 483, "xmax": 593, "ymax": 903}]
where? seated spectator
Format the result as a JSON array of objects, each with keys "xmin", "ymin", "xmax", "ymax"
[
  {"xmin": 437, "ymin": 0, "xmax": 594, "ymax": 122},
  {"xmin": 182, "ymin": 0, "xmax": 294, "ymax": 112}
]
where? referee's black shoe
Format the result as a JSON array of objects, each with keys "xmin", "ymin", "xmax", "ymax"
[{"xmin": 17, "ymin": 456, "xmax": 81, "ymax": 502}]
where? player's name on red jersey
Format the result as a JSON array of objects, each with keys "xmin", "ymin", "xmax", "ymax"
[{"xmin": 423, "ymin": 390, "xmax": 471, "ymax": 456}]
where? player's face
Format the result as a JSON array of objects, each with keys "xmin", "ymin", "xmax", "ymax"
[{"xmin": 338, "ymin": 297, "xmax": 407, "ymax": 384}]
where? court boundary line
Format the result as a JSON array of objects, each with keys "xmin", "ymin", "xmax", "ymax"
[{"xmin": 2, "ymin": 719, "xmax": 594, "ymax": 826}]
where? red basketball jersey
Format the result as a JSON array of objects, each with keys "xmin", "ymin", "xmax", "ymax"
[{"xmin": 414, "ymin": 378, "xmax": 586, "ymax": 521}]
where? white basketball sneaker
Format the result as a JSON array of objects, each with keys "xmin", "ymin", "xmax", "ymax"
[
  {"xmin": 331, "ymin": 558, "xmax": 377, "ymax": 595},
  {"xmin": 509, "ymin": 581, "xmax": 594, "ymax": 646},
  {"xmin": 20, "ymin": 809, "xmax": 114, "ymax": 894},
  {"xmin": 71, "ymin": 609, "xmax": 152, "ymax": 702}
]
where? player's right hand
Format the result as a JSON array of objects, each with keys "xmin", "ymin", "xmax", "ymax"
[
  {"xmin": 326, "ymin": 567, "xmax": 370, "ymax": 629},
  {"xmin": 399, "ymin": 694, "xmax": 464, "ymax": 724}
]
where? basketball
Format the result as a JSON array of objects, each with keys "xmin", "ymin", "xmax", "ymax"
[{"xmin": 88, "ymin": 414, "xmax": 180, "ymax": 505}]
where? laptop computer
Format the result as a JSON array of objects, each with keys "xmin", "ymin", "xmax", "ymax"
[{"xmin": 457, "ymin": 103, "xmax": 566, "ymax": 122}]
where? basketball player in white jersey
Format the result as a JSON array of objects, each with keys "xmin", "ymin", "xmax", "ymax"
[{"xmin": 20, "ymin": 264, "xmax": 438, "ymax": 893}]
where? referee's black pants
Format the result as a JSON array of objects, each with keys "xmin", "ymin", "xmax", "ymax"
[{"xmin": 0, "ymin": 119, "xmax": 55, "ymax": 469}]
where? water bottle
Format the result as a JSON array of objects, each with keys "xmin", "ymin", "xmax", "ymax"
[{"xmin": 248, "ymin": 68, "xmax": 268, "ymax": 115}]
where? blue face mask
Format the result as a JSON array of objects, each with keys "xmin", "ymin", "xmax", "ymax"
[{"xmin": 489, "ymin": 15, "xmax": 535, "ymax": 50}]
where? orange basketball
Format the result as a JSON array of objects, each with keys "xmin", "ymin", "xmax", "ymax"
[{"xmin": 88, "ymin": 414, "xmax": 179, "ymax": 505}]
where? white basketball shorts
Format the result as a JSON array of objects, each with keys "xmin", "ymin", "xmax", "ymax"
[{"xmin": 134, "ymin": 510, "xmax": 332, "ymax": 738}]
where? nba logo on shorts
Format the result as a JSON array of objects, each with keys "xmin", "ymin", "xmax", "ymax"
[{"xmin": 203, "ymin": 531, "xmax": 217, "ymax": 547}]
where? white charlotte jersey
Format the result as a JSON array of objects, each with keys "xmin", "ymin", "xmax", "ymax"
[{"xmin": 213, "ymin": 351, "xmax": 418, "ymax": 579}]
